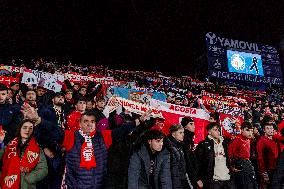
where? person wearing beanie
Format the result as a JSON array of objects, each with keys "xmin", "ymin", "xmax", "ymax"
[
  {"xmin": 180, "ymin": 117, "xmax": 203, "ymax": 188},
  {"xmin": 181, "ymin": 117, "xmax": 195, "ymax": 151}
]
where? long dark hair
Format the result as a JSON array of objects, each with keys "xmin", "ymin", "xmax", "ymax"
[{"xmin": 16, "ymin": 119, "xmax": 35, "ymax": 149}]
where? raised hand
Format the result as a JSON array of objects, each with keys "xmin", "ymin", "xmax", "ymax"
[
  {"xmin": 140, "ymin": 109, "xmax": 152, "ymax": 122},
  {"xmin": 21, "ymin": 103, "xmax": 40, "ymax": 124}
]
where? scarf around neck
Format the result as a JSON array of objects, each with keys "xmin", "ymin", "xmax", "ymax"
[
  {"xmin": 1, "ymin": 137, "xmax": 40, "ymax": 189},
  {"xmin": 79, "ymin": 129, "xmax": 97, "ymax": 169}
]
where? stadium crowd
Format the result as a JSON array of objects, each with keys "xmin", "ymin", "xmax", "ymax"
[{"xmin": 0, "ymin": 57, "xmax": 283, "ymax": 189}]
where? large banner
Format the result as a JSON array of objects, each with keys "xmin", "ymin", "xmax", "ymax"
[
  {"xmin": 104, "ymin": 97, "xmax": 210, "ymax": 143},
  {"xmin": 64, "ymin": 73, "xmax": 92, "ymax": 83},
  {"xmin": 201, "ymin": 94, "xmax": 244, "ymax": 139},
  {"xmin": 104, "ymin": 96, "xmax": 163, "ymax": 118},
  {"xmin": 201, "ymin": 91, "xmax": 247, "ymax": 104},
  {"xmin": 218, "ymin": 104, "xmax": 244, "ymax": 139},
  {"xmin": 113, "ymin": 87, "xmax": 167, "ymax": 104},
  {"xmin": 0, "ymin": 65, "xmax": 22, "ymax": 75},
  {"xmin": 150, "ymin": 99, "xmax": 210, "ymax": 143},
  {"xmin": 0, "ymin": 76, "xmax": 19, "ymax": 86},
  {"xmin": 22, "ymin": 69, "xmax": 64, "ymax": 92},
  {"xmin": 206, "ymin": 32, "xmax": 283, "ymax": 85}
]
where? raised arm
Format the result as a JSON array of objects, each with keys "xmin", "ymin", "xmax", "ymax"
[{"xmin": 21, "ymin": 103, "xmax": 65, "ymax": 144}]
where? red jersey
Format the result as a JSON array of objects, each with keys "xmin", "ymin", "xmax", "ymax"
[
  {"xmin": 228, "ymin": 135, "xmax": 251, "ymax": 160},
  {"xmin": 256, "ymin": 136, "xmax": 279, "ymax": 174}
]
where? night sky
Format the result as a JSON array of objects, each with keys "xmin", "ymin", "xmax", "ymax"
[{"xmin": 0, "ymin": 1, "xmax": 283, "ymax": 77}]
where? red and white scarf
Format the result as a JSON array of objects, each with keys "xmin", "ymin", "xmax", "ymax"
[
  {"xmin": 79, "ymin": 129, "xmax": 97, "ymax": 169},
  {"xmin": 1, "ymin": 137, "xmax": 40, "ymax": 189}
]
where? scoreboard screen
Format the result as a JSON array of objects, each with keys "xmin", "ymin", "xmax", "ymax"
[{"xmin": 227, "ymin": 50, "xmax": 264, "ymax": 76}]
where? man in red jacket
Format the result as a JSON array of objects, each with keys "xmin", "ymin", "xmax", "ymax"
[
  {"xmin": 21, "ymin": 103, "xmax": 147, "ymax": 189},
  {"xmin": 256, "ymin": 123, "xmax": 279, "ymax": 189},
  {"xmin": 228, "ymin": 122, "xmax": 258, "ymax": 189}
]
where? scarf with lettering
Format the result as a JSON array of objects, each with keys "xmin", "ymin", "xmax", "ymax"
[
  {"xmin": 79, "ymin": 129, "xmax": 96, "ymax": 169},
  {"xmin": 1, "ymin": 137, "xmax": 40, "ymax": 189}
]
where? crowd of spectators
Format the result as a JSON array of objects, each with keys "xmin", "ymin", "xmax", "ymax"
[{"xmin": 0, "ymin": 57, "xmax": 284, "ymax": 188}]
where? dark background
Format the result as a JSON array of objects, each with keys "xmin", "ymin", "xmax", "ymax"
[{"xmin": 0, "ymin": 0, "xmax": 283, "ymax": 77}]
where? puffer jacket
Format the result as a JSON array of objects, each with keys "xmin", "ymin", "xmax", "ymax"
[
  {"xmin": 128, "ymin": 145, "xmax": 172, "ymax": 189},
  {"xmin": 65, "ymin": 131, "xmax": 107, "ymax": 189},
  {"xmin": 168, "ymin": 136, "xmax": 189, "ymax": 189}
]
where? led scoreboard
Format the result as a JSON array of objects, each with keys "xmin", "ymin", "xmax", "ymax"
[{"xmin": 206, "ymin": 32, "xmax": 282, "ymax": 85}]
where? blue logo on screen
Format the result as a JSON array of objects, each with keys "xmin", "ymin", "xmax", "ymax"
[{"xmin": 227, "ymin": 50, "xmax": 264, "ymax": 76}]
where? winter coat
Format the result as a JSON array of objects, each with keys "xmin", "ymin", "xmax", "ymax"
[
  {"xmin": 37, "ymin": 106, "xmax": 68, "ymax": 189},
  {"xmin": 195, "ymin": 136, "xmax": 230, "ymax": 187},
  {"xmin": 0, "ymin": 145, "xmax": 48, "ymax": 189},
  {"xmin": 20, "ymin": 148, "xmax": 48, "ymax": 189},
  {"xmin": 38, "ymin": 105, "xmax": 68, "ymax": 126},
  {"xmin": 65, "ymin": 131, "xmax": 107, "ymax": 189},
  {"xmin": 105, "ymin": 123, "xmax": 151, "ymax": 189},
  {"xmin": 105, "ymin": 138, "xmax": 132, "ymax": 189},
  {"xmin": 183, "ymin": 130, "xmax": 199, "ymax": 186},
  {"xmin": 128, "ymin": 145, "xmax": 172, "ymax": 189},
  {"xmin": 37, "ymin": 105, "xmax": 68, "ymax": 150},
  {"xmin": 37, "ymin": 119, "xmax": 136, "ymax": 189},
  {"xmin": 168, "ymin": 136, "xmax": 189, "ymax": 189},
  {"xmin": 0, "ymin": 103, "xmax": 21, "ymax": 144}
]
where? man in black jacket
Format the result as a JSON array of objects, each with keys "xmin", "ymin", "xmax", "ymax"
[
  {"xmin": 37, "ymin": 92, "xmax": 69, "ymax": 189},
  {"xmin": 180, "ymin": 116, "xmax": 203, "ymax": 188},
  {"xmin": 195, "ymin": 122, "xmax": 235, "ymax": 189}
]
